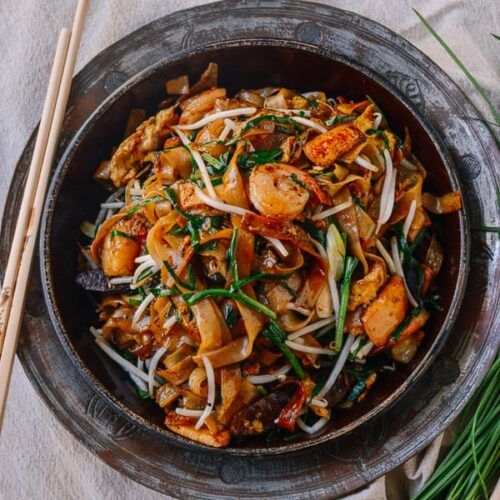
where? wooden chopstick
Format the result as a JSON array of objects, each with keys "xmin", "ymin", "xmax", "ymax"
[{"xmin": 0, "ymin": 0, "xmax": 89, "ymax": 430}]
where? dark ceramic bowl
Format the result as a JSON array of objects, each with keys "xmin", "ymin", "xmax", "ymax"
[{"xmin": 40, "ymin": 40, "xmax": 469, "ymax": 455}]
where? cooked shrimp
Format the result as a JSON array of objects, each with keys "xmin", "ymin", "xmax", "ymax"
[
  {"xmin": 100, "ymin": 215, "xmax": 148, "ymax": 276},
  {"xmin": 249, "ymin": 163, "xmax": 310, "ymax": 219}
]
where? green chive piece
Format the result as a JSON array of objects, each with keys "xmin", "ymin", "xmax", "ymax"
[
  {"xmin": 110, "ymin": 229, "xmax": 136, "ymax": 241},
  {"xmin": 263, "ymin": 321, "xmax": 305, "ymax": 379},
  {"xmin": 335, "ymin": 257, "xmax": 359, "ymax": 351},
  {"xmin": 163, "ymin": 260, "xmax": 195, "ymax": 291},
  {"xmin": 184, "ymin": 288, "xmax": 276, "ymax": 320},
  {"xmin": 80, "ymin": 220, "xmax": 97, "ymax": 239}
]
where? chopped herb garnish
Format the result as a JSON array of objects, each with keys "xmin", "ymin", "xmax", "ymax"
[
  {"xmin": 80, "ymin": 220, "xmax": 96, "ymax": 239},
  {"xmin": 237, "ymin": 148, "xmax": 282, "ymax": 171},
  {"xmin": 127, "ymin": 195, "xmax": 165, "ymax": 216},
  {"xmin": 201, "ymin": 150, "xmax": 230, "ymax": 176},
  {"xmin": 366, "ymin": 129, "xmax": 390, "ymax": 150},
  {"xmin": 137, "ymin": 389, "xmax": 150, "ymax": 399},
  {"xmin": 346, "ymin": 374, "xmax": 370, "ymax": 402},
  {"xmin": 164, "ymin": 186, "xmax": 205, "ymax": 250},
  {"xmin": 301, "ymin": 95, "xmax": 319, "ymax": 109},
  {"xmin": 391, "ymin": 306, "xmax": 422, "ymax": 341},
  {"xmin": 353, "ymin": 195, "xmax": 365, "ymax": 210},
  {"xmin": 110, "ymin": 230, "xmax": 136, "ymax": 241},
  {"xmin": 257, "ymin": 385, "xmax": 268, "ymax": 396},
  {"xmin": 299, "ymin": 220, "xmax": 326, "ymax": 247},
  {"xmin": 325, "ymin": 114, "xmax": 356, "ymax": 126},
  {"xmin": 263, "ymin": 321, "xmax": 305, "ymax": 379},
  {"xmin": 223, "ymin": 303, "xmax": 238, "ymax": 328},
  {"xmin": 290, "ymin": 173, "xmax": 307, "ymax": 190},
  {"xmin": 241, "ymin": 114, "xmax": 301, "ymax": 134}
]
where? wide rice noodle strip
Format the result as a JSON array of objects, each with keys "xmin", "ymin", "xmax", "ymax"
[
  {"xmin": 221, "ymin": 142, "xmax": 250, "ymax": 210},
  {"xmin": 389, "ymin": 173, "xmax": 424, "ymax": 227},
  {"xmin": 176, "ymin": 107, "xmax": 257, "ymax": 130},
  {"xmin": 192, "ymin": 297, "xmax": 232, "ymax": 354},
  {"xmin": 193, "ymin": 336, "xmax": 249, "ymax": 369},
  {"xmin": 319, "ymin": 174, "xmax": 371, "ymax": 204},
  {"xmin": 422, "ymin": 191, "xmax": 462, "ymax": 214},
  {"xmin": 90, "ymin": 213, "xmax": 125, "ymax": 261},
  {"xmin": 332, "ymin": 187, "xmax": 369, "ymax": 274},
  {"xmin": 257, "ymin": 244, "xmax": 304, "ymax": 276},
  {"xmin": 189, "ymin": 366, "xmax": 208, "ymax": 397},
  {"xmin": 146, "ymin": 211, "xmax": 181, "ymax": 267},
  {"xmin": 216, "ymin": 365, "xmax": 242, "ymax": 425}
]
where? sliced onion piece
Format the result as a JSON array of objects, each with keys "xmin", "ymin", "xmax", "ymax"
[
  {"xmin": 285, "ymin": 303, "xmax": 311, "ymax": 316},
  {"xmin": 401, "ymin": 158, "xmax": 418, "ymax": 171},
  {"xmin": 376, "ymin": 149, "xmax": 394, "ymax": 234},
  {"xmin": 176, "ymin": 107, "xmax": 257, "ymax": 130},
  {"xmin": 297, "ymin": 416, "xmax": 329, "ymax": 434},
  {"xmin": 291, "ymin": 116, "xmax": 327, "ymax": 133},
  {"xmin": 309, "ymin": 397, "xmax": 328, "ymax": 408},
  {"xmin": 195, "ymin": 356, "xmax": 216, "ymax": 430},
  {"xmin": 311, "ymin": 200, "xmax": 353, "ymax": 221},
  {"xmin": 403, "ymin": 199, "xmax": 418, "ymax": 240},
  {"xmin": 163, "ymin": 315, "xmax": 178, "ymax": 331},
  {"xmin": 391, "ymin": 236, "xmax": 419, "ymax": 307},
  {"xmin": 175, "ymin": 408, "xmax": 205, "ymax": 417},
  {"xmin": 246, "ymin": 364, "xmax": 292, "ymax": 384},
  {"xmin": 109, "ymin": 276, "xmax": 134, "ymax": 285},
  {"xmin": 133, "ymin": 292, "xmax": 155, "ymax": 326},
  {"xmin": 135, "ymin": 254, "xmax": 155, "ymax": 264},
  {"xmin": 174, "ymin": 128, "xmax": 218, "ymax": 199},
  {"xmin": 148, "ymin": 346, "xmax": 167, "ymax": 397},
  {"xmin": 312, "ymin": 238, "xmax": 341, "ymax": 319},
  {"xmin": 376, "ymin": 239, "xmax": 397, "ymax": 275},
  {"xmin": 94, "ymin": 336, "xmax": 159, "ymax": 387},
  {"xmin": 373, "ymin": 112, "xmax": 383, "ymax": 129},
  {"xmin": 357, "ymin": 340, "xmax": 374, "ymax": 359},
  {"xmin": 317, "ymin": 334, "xmax": 355, "ymax": 398},
  {"xmin": 266, "ymin": 108, "xmax": 312, "ymax": 117},
  {"xmin": 288, "ymin": 317, "xmax": 335, "ymax": 341},
  {"xmin": 285, "ymin": 339, "xmax": 336, "ymax": 356},
  {"xmin": 265, "ymin": 236, "xmax": 289, "ymax": 257},
  {"xmin": 100, "ymin": 201, "xmax": 124, "ymax": 209},
  {"xmin": 355, "ymin": 156, "xmax": 378, "ymax": 172}
]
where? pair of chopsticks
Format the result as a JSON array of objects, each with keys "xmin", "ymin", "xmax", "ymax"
[{"xmin": 0, "ymin": 0, "xmax": 89, "ymax": 431}]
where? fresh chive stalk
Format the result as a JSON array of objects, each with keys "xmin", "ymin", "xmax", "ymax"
[
  {"xmin": 263, "ymin": 321, "xmax": 305, "ymax": 379},
  {"xmin": 334, "ymin": 257, "xmax": 359, "ymax": 351},
  {"xmin": 183, "ymin": 288, "xmax": 277, "ymax": 320},
  {"xmin": 163, "ymin": 260, "xmax": 195, "ymax": 291}
]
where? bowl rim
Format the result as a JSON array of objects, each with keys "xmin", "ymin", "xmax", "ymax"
[{"xmin": 40, "ymin": 37, "xmax": 470, "ymax": 456}]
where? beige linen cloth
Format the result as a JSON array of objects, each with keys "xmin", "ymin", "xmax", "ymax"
[{"xmin": 0, "ymin": 1, "xmax": 498, "ymax": 499}]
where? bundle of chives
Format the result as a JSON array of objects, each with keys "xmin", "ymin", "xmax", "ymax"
[{"xmin": 414, "ymin": 357, "xmax": 499, "ymax": 499}]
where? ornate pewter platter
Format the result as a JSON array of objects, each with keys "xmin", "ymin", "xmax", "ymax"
[{"xmin": 1, "ymin": 1, "xmax": 498, "ymax": 497}]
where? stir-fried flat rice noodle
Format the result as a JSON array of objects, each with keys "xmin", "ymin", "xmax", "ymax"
[{"xmin": 77, "ymin": 64, "xmax": 461, "ymax": 447}]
